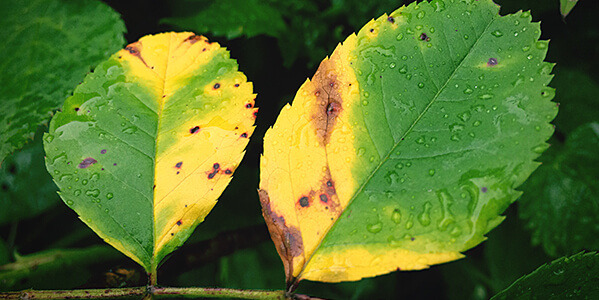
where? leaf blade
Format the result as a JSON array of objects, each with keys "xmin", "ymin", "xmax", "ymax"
[
  {"xmin": 44, "ymin": 32, "xmax": 256, "ymax": 272},
  {"xmin": 260, "ymin": 0, "xmax": 557, "ymax": 285}
]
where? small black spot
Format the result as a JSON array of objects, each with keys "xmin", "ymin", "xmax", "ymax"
[
  {"xmin": 387, "ymin": 16, "xmax": 395, "ymax": 23},
  {"xmin": 8, "ymin": 164, "xmax": 16, "ymax": 174},
  {"xmin": 208, "ymin": 170, "xmax": 218, "ymax": 179},
  {"xmin": 253, "ymin": 111, "xmax": 258, "ymax": 118},
  {"xmin": 314, "ymin": 91, "xmax": 321, "ymax": 96},
  {"xmin": 213, "ymin": 83, "xmax": 220, "ymax": 89},
  {"xmin": 420, "ymin": 33, "xmax": 429, "ymax": 41},
  {"xmin": 190, "ymin": 126, "xmax": 200, "ymax": 134},
  {"xmin": 234, "ymin": 84, "xmax": 240, "ymax": 87},
  {"xmin": 487, "ymin": 57, "xmax": 498, "ymax": 66},
  {"xmin": 185, "ymin": 204, "xmax": 188, "ymax": 208},
  {"xmin": 74, "ymin": 107, "xmax": 80, "ymax": 112},
  {"xmin": 299, "ymin": 197, "xmax": 310, "ymax": 207},
  {"xmin": 176, "ymin": 220, "xmax": 182, "ymax": 226},
  {"xmin": 224, "ymin": 169, "xmax": 232, "ymax": 175},
  {"xmin": 245, "ymin": 103, "xmax": 252, "ymax": 108},
  {"xmin": 329, "ymin": 82, "xmax": 335, "ymax": 87},
  {"xmin": 411, "ymin": 237, "xmax": 415, "ymax": 241},
  {"xmin": 369, "ymin": 28, "xmax": 374, "ymax": 33},
  {"xmin": 326, "ymin": 180, "xmax": 333, "ymax": 187},
  {"xmin": 241, "ymin": 133, "xmax": 248, "ymax": 138},
  {"xmin": 176, "ymin": 171, "xmax": 180, "ymax": 175},
  {"xmin": 170, "ymin": 233, "xmax": 174, "ymax": 236},
  {"xmin": 113, "ymin": 163, "xmax": 117, "ymax": 166},
  {"xmin": 213, "ymin": 163, "xmax": 220, "ymax": 169},
  {"xmin": 481, "ymin": 187, "xmax": 488, "ymax": 193},
  {"xmin": 100, "ymin": 149, "xmax": 107, "ymax": 154},
  {"xmin": 319, "ymin": 194, "xmax": 328, "ymax": 203},
  {"xmin": 1, "ymin": 183, "xmax": 9, "ymax": 191},
  {"xmin": 153, "ymin": 185, "xmax": 156, "ymax": 190},
  {"xmin": 175, "ymin": 161, "xmax": 183, "ymax": 168}
]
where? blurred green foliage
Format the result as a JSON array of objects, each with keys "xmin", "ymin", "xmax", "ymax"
[{"xmin": 1, "ymin": 0, "xmax": 598, "ymax": 298}]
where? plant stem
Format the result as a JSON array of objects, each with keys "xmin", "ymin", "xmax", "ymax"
[{"xmin": 0, "ymin": 286, "xmax": 288, "ymax": 299}]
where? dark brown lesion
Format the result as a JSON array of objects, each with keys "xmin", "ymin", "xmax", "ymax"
[
  {"xmin": 124, "ymin": 42, "xmax": 150, "ymax": 68},
  {"xmin": 310, "ymin": 59, "xmax": 343, "ymax": 146},
  {"xmin": 295, "ymin": 167, "xmax": 341, "ymax": 212},
  {"xmin": 259, "ymin": 189, "xmax": 304, "ymax": 288},
  {"xmin": 183, "ymin": 34, "xmax": 203, "ymax": 44}
]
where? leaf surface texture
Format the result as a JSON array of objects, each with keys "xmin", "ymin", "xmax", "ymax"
[
  {"xmin": 44, "ymin": 32, "xmax": 256, "ymax": 272},
  {"xmin": 259, "ymin": 0, "xmax": 557, "ymax": 285}
]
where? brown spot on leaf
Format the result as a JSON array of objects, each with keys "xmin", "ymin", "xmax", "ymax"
[
  {"xmin": 245, "ymin": 103, "xmax": 253, "ymax": 109},
  {"xmin": 176, "ymin": 220, "xmax": 182, "ymax": 226},
  {"xmin": 259, "ymin": 190, "xmax": 304, "ymax": 287},
  {"xmin": 420, "ymin": 33, "xmax": 430, "ymax": 42},
  {"xmin": 78, "ymin": 157, "xmax": 97, "ymax": 169},
  {"xmin": 387, "ymin": 16, "xmax": 395, "ymax": 23},
  {"xmin": 487, "ymin": 57, "xmax": 498, "ymax": 66},
  {"xmin": 299, "ymin": 196, "xmax": 310, "ymax": 207},
  {"xmin": 184, "ymin": 34, "xmax": 202, "ymax": 44},
  {"xmin": 124, "ymin": 42, "xmax": 150, "ymax": 68},
  {"xmin": 319, "ymin": 194, "xmax": 328, "ymax": 203},
  {"xmin": 190, "ymin": 126, "xmax": 200, "ymax": 134},
  {"xmin": 175, "ymin": 162, "xmax": 182, "ymax": 169},
  {"xmin": 213, "ymin": 83, "xmax": 220, "ymax": 89},
  {"xmin": 224, "ymin": 169, "xmax": 232, "ymax": 175},
  {"xmin": 240, "ymin": 133, "xmax": 248, "ymax": 138},
  {"xmin": 310, "ymin": 58, "xmax": 344, "ymax": 146}
]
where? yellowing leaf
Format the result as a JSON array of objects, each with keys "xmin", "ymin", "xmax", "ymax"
[
  {"xmin": 259, "ymin": 0, "xmax": 557, "ymax": 288},
  {"xmin": 44, "ymin": 32, "xmax": 256, "ymax": 277}
]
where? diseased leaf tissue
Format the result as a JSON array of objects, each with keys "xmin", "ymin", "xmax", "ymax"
[
  {"xmin": 260, "ymin": 0, "xmax": 557, "ymax": 288},
  {"xmin": 44, "ymin": 32, "xmax": 256, "ymax": 273}
]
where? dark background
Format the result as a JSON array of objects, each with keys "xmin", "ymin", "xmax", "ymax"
[{"xmin": 2, "ymin": 0, "xmax": 598, "ymax": 299}]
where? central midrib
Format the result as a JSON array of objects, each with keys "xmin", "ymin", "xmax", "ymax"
[
  {"xmin": 151, "ymin": 33, "xmax": 174, "ymax": 269},
  {"xmin": 296, "ymin": 15, "xmax": 497, "ymax": 280}
]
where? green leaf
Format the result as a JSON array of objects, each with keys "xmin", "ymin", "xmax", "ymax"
[
  {"xmin": 551, "ymin": 68, "xmax": 599, "ymax": 135},
  {"xmin": 560, "ymin": 0, "xmax": 579, "ymax": 17},
  {"xmin": 0, "ymin": 0, "xmax": 125, "ymax": 166},
  {"xmin": 491, "ymin": 252, "xmax": 599, "ymax": 299},
  {"xmin": 162, "ymin": 0, "xmax": 287, "ymax": 40},
  {"xmin": 519, "ymin": 122, "xmax": 599, "ymax": 257},
  {"xmin": 43, "ymin": 32, "xmax": 256, "ymax": 277},
  {"xmin": 0, "ymin": 127, "xmax": 59, "ymax": 225},
  {"xmin": 259, "ymin": 0, "xmax": 558, "ymax": 285}
]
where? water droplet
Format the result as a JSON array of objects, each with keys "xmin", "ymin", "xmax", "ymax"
[
  {"xmin": 396, "ymin": 33, "xmax": 404, "ymax": 41},
  {"xmin": 532, "ymin": 143, "xmax": 548, "ymax": 154},
  {"xmin": 44, "ymin": 134, "xmax": 54, "ymax": 143},
  {"xmin": 463, "ymin": 34, "xmax": 469, "ymax": 40},
  {"xmin": 512, "ymin": 75, "xmax": 525, "ymax": 87},
  {"xmin": 405, "ymin": 215, "xmax": 414, "ymax": 229},
  {"xmin": 437, "ymin": 189, "xmax": 455, "ymax": 230},
  {"xmin": 362, "ymin": 100, "xmax": 369, "ymax": 106},
  {"xmin": 535, "ymin": 41, "xmax": 547, "ymax": 49},
  {"xmin": 527, "ymin": 54, "xmax": 533, "ymax": 60},
  {"xmin": 396, "ymin": 163, "xmax": 404, "ymax": 169},
  {"xmin": 74, "ymin": 189, "xmax": 81, "ymax": 196},
  {"xmin": 401, "ymin": 55, "xmax": 408, "ymax": 60},
  {"xmin": 122, "ymin": 126, "xmax": 137, "ymax": 134},
  {"xmin": 521, "ymin": 11, "xmax": 531, "ymax": 18},
  {"xmin": 363, "ymin": 92, "xmax": 370, "ymax": 98},
  {"xmin": 428, "ymin": 169, "xmax": 436, "ymax": 176},
  {"xmin": 418, "ymin": 202, "xmax": 432, "ymax": 226},
  {"xmin": 472, "ymin": 120, "xmax": 482, "ymax": 127},
  {"xmin": 391, "ymin": 209, "xmax": 402, "ymax": 224},
  {"xmin": 399, "ymin": 65, "xmax": 408, "ymax": 74},
  {"xmin": 82, "ymin": 179, "xmax": 88, "ymax": 185},
  {"xmin": 450, "ymin": 123, "xmax": 464, "ymax": 132},
  {"xmin": 458, "ymin": 111, "xmax": 471, "ymax": 122},
  {"xmin": 451, "ymin": 134, "xmax": 461, "ymax": 141},
  {"xmin": 417, "ymin": 82, "xmax": 425, "ymax": 89},
  {"xmin": 86, "ymin": 189, "xmax": 100, "ymax": 198},
  {"xmin": 367, "ymin": 222, "xmax": 383, "ymax": 233},
  {"xmin": 478, "ymin": 94, "xmax": 494, "ymax": 100},
  {"xmin": 385, "ymin": 171, "xmax": 400, "ymax": 185},
  {"xmin": 463, "ymin": 87, "xmax": 473, "ymax": 94},
  {"xmin": 431, "ymin": 0, "xmax": 445, "ymax": 11},
  {"xmin": 389, "ymin": 62, "xmax": 396, "ymax": 69},
  {"xmin": 66, "ymin": 200, "xmax": 74, "ymax": 206},
  {"xmin": 357, "ymin": 148, "xmax": 366, "ymax": 157},
  {"xmin": 491, "ymin": 30, "xmax": 503, "ymax": 37},
  {"xmin": 416, "ymin": 136, "xmax": 426, "ymax": 144},
  {"xmin": 106, "ymin": 193, "xmax": 114, "ymax": 199},
  {"xmin": 417, "ymin": 11, "xmax": 426, "ymax": 19}
]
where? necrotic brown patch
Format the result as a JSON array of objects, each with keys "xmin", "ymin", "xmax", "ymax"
[
  {"xmin": 310, "ymin": 59, "xmax": 344, "ymax": 146},
  {"xmin": 124, "ymin": 42, "xmax": 150, "ymax": 68},
  {"xmin": 259, "ymin": 190, "xmax": 304, "ymax": 287},
  {"xmin": 78, "ymin": 157, "xmax": 97, "ymax": 169}
]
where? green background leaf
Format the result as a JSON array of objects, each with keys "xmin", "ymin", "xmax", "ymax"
[
  {"xmin": 0, "ymin": 127, "xmax": 59, "ymax": 225},
  {"xmin": 0, "ymin": 0, "xmax": 125, "ymax": 165},
  {"xmin": 492, "ymin": 252, "xmax": 599, "ymax": 299},
  {"xmin": 560, "ymin": 0, "xmax": 579, "ymax": 17},
  {"xmin": 519, "ymin": 122, "xmax": 599, "ymax": 257}
]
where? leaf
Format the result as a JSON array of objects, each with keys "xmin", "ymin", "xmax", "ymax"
[
  {"xmin": 43, "ymin": 32, "xmax": 257, "ymax": 275},
  {"xmin": 162, "ymin": 0, "xmax": 287, "ymax": 40},
  {"xmin": 551, "ymin": 68, "xmax": 599, "ymax": 135},
  {"xmin": 519, "ymin": 122, "xmax": 599, "ymax": 257},
  {"xmin": 560, "ymin": 0, "xmax": 579, "ymax": 18},
  {"xmin": 0, "ymin": 127, "xmax": 59, "ymax": 225},
  {"xmin": 0, "ymin": 0, "xmax": 125, "ymax": 166},
  {"xmin": 491, "ymin": 252, "xmax": 599, "ymax": 299},
  {"xmin": 259, "ymin": 0, "xmax": 557, "ymax": 286}
]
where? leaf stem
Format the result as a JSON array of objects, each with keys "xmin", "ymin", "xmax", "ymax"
[{"xmin": 0, "ymin": 286, "xmax": 289, "ymax": 300}]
